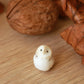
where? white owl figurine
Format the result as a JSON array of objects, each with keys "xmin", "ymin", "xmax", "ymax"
[{"xmin": 33, "ymin": 45, "xmax": 54, "ymax": 71}]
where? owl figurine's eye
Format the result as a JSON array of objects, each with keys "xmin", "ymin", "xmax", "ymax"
[
  {"xmin": 40, "ymin": 49, "xmax": 42, "ymax": 51},
  {"xmin": 46, "ymin": 50, "xmax": 48, "ymax": 53}
]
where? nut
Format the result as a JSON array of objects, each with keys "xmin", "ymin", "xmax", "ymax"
[{"xmin": 6, "ymin": 0, "xmax": 58, "ymax": 35}]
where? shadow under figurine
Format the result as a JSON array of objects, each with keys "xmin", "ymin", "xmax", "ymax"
[
  {"xmin": 61, "ymin": 24, "xmax": 84, "ymax": 64},
  {"xmin": 61, "ymin": 0, "xmax": 84, "ymax": 64}
]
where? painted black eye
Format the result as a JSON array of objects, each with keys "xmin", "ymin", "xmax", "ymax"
[
  {"xmin": 46, "ymin": 50, "xmax": 48, "ymax": 53},
  {"xmin": 40, "ymin": 49, "xmax": 42, "ymax": 51}
]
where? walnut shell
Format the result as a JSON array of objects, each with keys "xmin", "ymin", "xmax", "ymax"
[
  {"xmin": 0, "ymin": 2, "xmax": 4, "ymax": 14},
  {"xmin": 6, "ymin": 0, "xmax": 58, "ymax": 35},
  {"xmin": 61, "ymin": 0, "xmax": 84, "ymax": 24}
]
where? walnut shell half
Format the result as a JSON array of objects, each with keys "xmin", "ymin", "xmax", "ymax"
[
  {"xmin": 61, "ymin": 0, "xmax": 84, "ymax": 24},
  {"xmin": 6, "ymin": 0, "xmax": 58, "ymax": 35}
]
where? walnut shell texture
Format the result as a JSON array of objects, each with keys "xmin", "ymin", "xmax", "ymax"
[
  {"xmin": 7, "ymin": 0, "xmax": 58, "ymax": 35},
  {"xmin": 61, "ymin": 0, "xmax": 84, "ymax": 24},
  {"xmin": 61, "ymin": 24, "xmax": 84, "ymax": 56}
]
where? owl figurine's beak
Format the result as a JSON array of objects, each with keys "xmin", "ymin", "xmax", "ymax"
[
  {"xmin": 43, "ymin": 49, "xmax": 47, "ymax": 55},
  {"xmin": 43, "ymin": 50, "xmax": 46, "ymax": 55}
]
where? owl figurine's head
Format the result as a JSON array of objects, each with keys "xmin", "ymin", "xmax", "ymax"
[{"xmin": 36, "ymin": 45, "xmax": 52, "ymax": 59}]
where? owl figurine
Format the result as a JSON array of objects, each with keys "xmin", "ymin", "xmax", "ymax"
[{"xmin": 33, "ymin": 45, "xmax": 54, "ymax": 71}]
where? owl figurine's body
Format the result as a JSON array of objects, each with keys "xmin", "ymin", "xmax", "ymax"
[{"xmin": 33, "ymin": 45, "xmax": 54, "ymax": 71}]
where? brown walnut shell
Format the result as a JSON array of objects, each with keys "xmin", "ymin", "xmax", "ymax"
[
  {"xmin": 61, "ymin": 24, "xmax": 84, "ymax": 64},
  {"xmin": 0, "ymin": 2, "xmax": 4, "ymax": 14},
  {"xmin": 6, "ymin": 0, "xmax": 58, "ymax": 35},
  {"xmin": 61, "ymin": 0, "xmax": 84, "ymax": 24}
]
